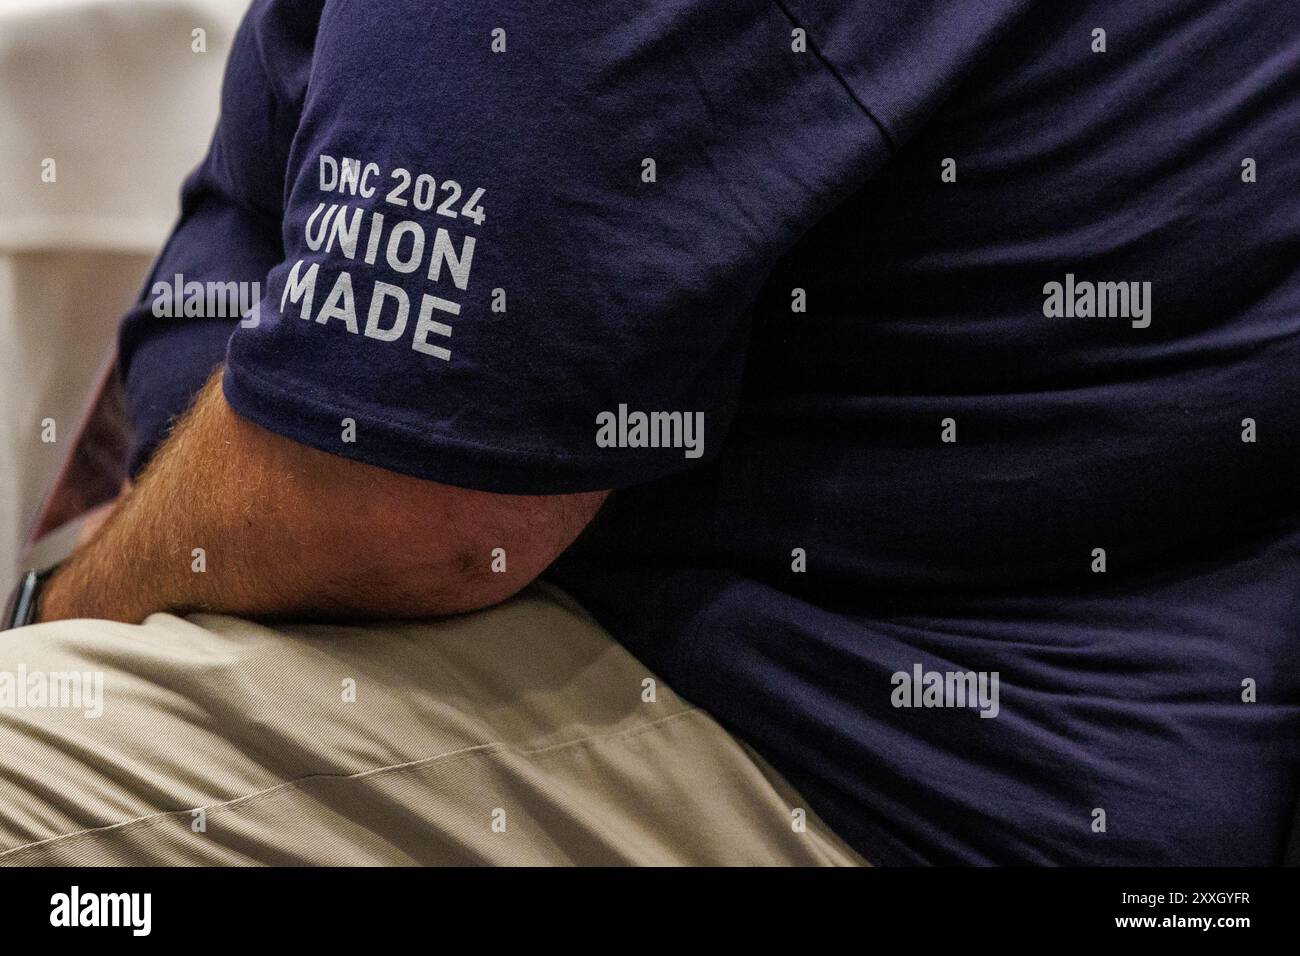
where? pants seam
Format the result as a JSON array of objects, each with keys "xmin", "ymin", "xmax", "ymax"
[{"xmin": 0, "ymin": 705, "xmax": 703, "ymax": 862}]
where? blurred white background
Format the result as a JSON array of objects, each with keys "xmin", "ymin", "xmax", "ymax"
[{"xmin": 0, "ymin": 0, "xmax": 248, "ymax": 584}]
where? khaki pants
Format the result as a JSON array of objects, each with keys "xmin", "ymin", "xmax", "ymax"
[{"xmin": 0, "ymin": 583, "xmax": 863, "ymax": 865}]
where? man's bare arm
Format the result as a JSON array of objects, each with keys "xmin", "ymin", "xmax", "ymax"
[{"xmin": 38, "ymin": 372, "xmax": 608, "ymax": 624}]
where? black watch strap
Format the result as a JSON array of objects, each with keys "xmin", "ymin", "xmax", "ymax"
[{"xmin": 2, "ymin": 566, "xmax": 59, "ymax": 631}]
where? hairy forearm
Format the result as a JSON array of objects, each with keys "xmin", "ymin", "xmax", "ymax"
[{"xmin": 39, "ymin": 372, "xmax": 605, "ymax": 624}]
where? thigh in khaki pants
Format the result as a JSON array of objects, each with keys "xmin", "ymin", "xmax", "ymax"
[{"xmin": 0, "ymin": 584, "xmax": 862, "ymax": 865}]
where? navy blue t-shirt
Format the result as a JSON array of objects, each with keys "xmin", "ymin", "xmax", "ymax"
[{"xmin": 118, "ymin": 0, "xmax": 1300, "ymax": 864}]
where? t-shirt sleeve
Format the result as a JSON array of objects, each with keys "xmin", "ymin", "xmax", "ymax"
[
  {"xmin": 119, "ymin": 176, "xmax": 281, "ymax": 476},
  {"xmin": 118, "ymin": 0, "xmax": 314, "ymax": 475},
  {"xmin": 222, "ymin": 0, "xmax": 890, "ymax": 494}
]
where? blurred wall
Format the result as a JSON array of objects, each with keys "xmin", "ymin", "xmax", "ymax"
[{"xmin": 0, "ymin": 0, "xmax": 249, "ymax": 585}]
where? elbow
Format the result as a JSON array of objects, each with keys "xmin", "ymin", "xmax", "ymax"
[
  {"xmin": 318, "ymin": 540, "xmax": 563, "ymax": 621},
  {"xmin": 302, "ymin": 490, "xmax": 608, "ymax": 622}
]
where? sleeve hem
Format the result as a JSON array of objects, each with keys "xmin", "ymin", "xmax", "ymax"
[{"xmin": 221, "ymin": 360, "xmax": 713, "ymax": 495}]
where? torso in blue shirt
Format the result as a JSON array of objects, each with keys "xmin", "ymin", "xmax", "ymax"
[{"xmin": 551, "ymin": 0, "xmax": 1300, "ymax": 864}]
